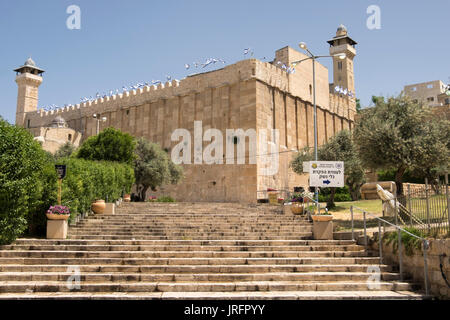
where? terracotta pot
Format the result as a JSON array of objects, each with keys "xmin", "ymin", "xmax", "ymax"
[
  {"xmin": 123, "ymin": 194, "xmax": 131, "ymax": 202},
  {"xmin": 290, "ymin": 203, "xmax": 304, "ymax": 215},
  {"xmin": 46, "ymin": 213, "xmax": 70, "ymax": 220},
  {"xmin": 311, "ymin": 215, "xmax": 333, "ymax": 222},
  {"xmin": 91, "ymin": 199, "xmax": 106, "ymax": 214}
]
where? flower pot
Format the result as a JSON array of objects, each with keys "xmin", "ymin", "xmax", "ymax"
[
  {"xmin": 291, "ymin": 203, "xmax": 304, "ymax": 215},
  {"xmin": 46, "ymin": 213, "xmax": 70, "ymax": 220},
  {"xmin": 311, "ymin": 215, "xmax": 333, "ymax": 222},
  {"xmin": 123, "ymin": 194, "xmax": 131, "ymax": 202},
  {"xmin": 91, "ymin": 199, "xmax": 106, "ymax": 214}
]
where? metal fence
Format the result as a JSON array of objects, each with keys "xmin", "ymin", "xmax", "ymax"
[{"xmin": 396, "ymin": 175, "xmax": 449, "ymax": 236}]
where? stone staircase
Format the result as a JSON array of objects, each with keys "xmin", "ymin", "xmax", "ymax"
[{"xmin": 0, "ymin": 202, "xmax": 425, "ymax": 299}]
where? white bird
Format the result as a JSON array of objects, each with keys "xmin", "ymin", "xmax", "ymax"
[
  {"xmin": 122, "ymin": 86, "xmax": 127, "ymax": 91},
  {"xmin": 166, "ymin": 75, "xmax": 172, "ymax": 81},
  {"xmin": 185, "ymin": 64, "xmax": 190, "ymax": 70}
]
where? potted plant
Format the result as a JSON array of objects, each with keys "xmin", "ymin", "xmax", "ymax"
[
  {"xmin": 46, "ymin": 205, "xmax": 70, "ymax": 220},
  {"xmin": 91, "ymin": 199, "xmax": 106, "ymax": 214},
  {"xmin": 290, "ymin": 193, "xmax": 304, "ymax": 214}
]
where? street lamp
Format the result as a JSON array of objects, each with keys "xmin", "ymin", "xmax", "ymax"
[
  {"xmin": 93, "ymin": 113, "xmax": 107, "ymax": 135},
  {"xmin": 291, "ymin": 42, "xmax": 346, "ymax": 205}
]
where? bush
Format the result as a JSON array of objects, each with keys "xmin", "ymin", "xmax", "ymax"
[
  {"xmin": 383, "ymin": 227, "xmax": 424, "ymax": 256},
  {"xmin": 56, "ymin": 158, "xmax": 135, "ymax": 222},
  {"xmin": 156, "ymin": 196, "xmax": 175, "ymax": 202},
  {"xmin": 0, "ymin": 119, "xmax": 55, "ymax": 244},
  {"xmin": 77, "ymin": 127, "xmax": 135, "ymax": 164},
  {"xmin": 318, "ymin": 187, "xmax": 352, "ymax": 203}
]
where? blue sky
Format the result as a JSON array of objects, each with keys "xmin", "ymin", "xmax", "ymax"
[{"xmin": 0, "ymin": 0, "xmax": 448, "ymax": 124}]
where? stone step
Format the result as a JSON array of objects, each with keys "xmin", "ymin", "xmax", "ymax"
[
  {"xmin": 0, "ymin": 290, "xmax": 425, "ymax": 300},
  {"xmin": 1, "ymin": 244, "xmax": 364, "ymax": 252},
  {"xmin": 0, "ymin": 280, "xmax": 418, "ymax": 293},
  {"xmin": 11, "ymin": 239, "xmax": 357, "ymax": 246},
  {"xmin": 67, "ymin": 235, "xmax": 314, "ymax": 240},
  {"xmin": 0, "ymin": 264, "xmax": 394, "ymax": 273},
  {"xmin": 0, "ymin": 250, "xmax": 368, "ymax": 259},
  {"xmin": 0, "ymin": 257, "xmax": 382, "ymax": 266},
  {"xmin": 0, "ymin": 271, "xmax": 402, "ymax": 282}
]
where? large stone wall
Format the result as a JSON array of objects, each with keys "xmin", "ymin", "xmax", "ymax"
[{"xmin": 22, "ymin": 54, "xmax": 355, "ymax": 203}]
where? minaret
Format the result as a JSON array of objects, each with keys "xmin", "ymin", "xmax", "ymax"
[
  {"xmin": 327, "ymin": 24, "xmax": 357, "ymax": 94},
  {"xmin": 14, "ymin": 57, "xmax": 45, "ymax": 127}
]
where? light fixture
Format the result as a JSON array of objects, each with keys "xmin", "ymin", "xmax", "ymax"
[
  {"xmin": 102, "ymin": 117, "xmax": 107, "ymax": 122},
  {"xmin": 298, "ymin": 42, "xmax": 307, "ymax": 50},
  {"xmin": 93, "ymin": 114, "xmax": 98, "ymax": 119},
  {"xmin": 335, "ymin": 53, "xmax": 346, "ymax": 60}
]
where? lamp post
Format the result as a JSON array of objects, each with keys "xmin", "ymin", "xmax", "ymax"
[
  {"xmin": 93, "ymin": 113, "xmax": 107, "ymax": 135},
  {"xmin": 291, "ymin": 42, "xmax": 346, "ymax": 204}
]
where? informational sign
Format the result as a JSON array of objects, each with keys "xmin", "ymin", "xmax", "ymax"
[
  {"xmin": 309, "ymin": 161, "xmax": 344, "ymax": 188},
  {"xmin": 55, "ymin": 165, "xmax": 67, "ymax": 179}
]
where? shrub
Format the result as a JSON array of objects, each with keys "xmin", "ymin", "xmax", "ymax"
[
  {"xmin": 383, "ymin": 227, "xmax": 425, "ymax": 256},
  {"xmin": 0, "ymin": 119, "xmax": 55, "ymax": 244},
  {"xmin": 318, "ymin": 186, "xmax": 352, "ymax": 203},
  {"xmin": 56, "ymin": 158, "xmax": 135, "ymax": 222},
  {"xmin": 77, "ymin": 127, "xmax": 136, "ymax": 164},
  {"xmin": 156, "ymin": 196, "xmax": 175, "ymax": 203}
]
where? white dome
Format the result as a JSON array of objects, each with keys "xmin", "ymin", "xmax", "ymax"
[{"xmin": 24, "ymin": 57, "xmax": 36, "ymax": 67}]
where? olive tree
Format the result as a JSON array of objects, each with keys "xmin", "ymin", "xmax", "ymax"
[
  {"xmin": 134, "ymin": 138, "xmax": 183, "ymax": 201},
  {"xmin": 291, "ymin": 130, "xmax": 365, "ymax": 208},
  {"xmin": 353, "ymin": 94, "xmax": 449, "ymax": 196}
]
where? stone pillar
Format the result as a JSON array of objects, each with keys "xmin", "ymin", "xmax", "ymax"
[{"xmin": 47, "ymin": 220, "xmax": 68, "ymax": 239}]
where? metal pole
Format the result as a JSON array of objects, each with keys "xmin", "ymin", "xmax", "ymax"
[
  {"xmin": 350, "ymin": 206, "xmax": 354, "ymax": 241},
  {"xmin": 57, "ymin": 178, "xmax": 62, "ymax": 205},
  {"xmin": 363, "ymin": 211, "xmax": 367, "ymax": 252},
  {"xmin": 312, "ymin": 57, "xmax": 318, "ymax": 206},
  {"xmin": 378, "ymin": 220, "xmax": 383, "ymax": 264},
  {"xmin": 398, "ymin": 227, "xmax": 403, "ymax": 280},
  {"xmin": 425, "ymin": 177, "xmax": 431, "ymax": 232},
  {"xmin": 407, "ymin": 183, "xmax": 412, "ymax": 226},
  {"xmin": 96, "ymin": 119, "xmax": 100, "ymax": 135},
  {"xmin": 445, "ymin": 173, "xmax": 449, "ymax": 235},
  {"xmin": 423, "ymin": 240, "xmax": 429, "ymax": 296}
]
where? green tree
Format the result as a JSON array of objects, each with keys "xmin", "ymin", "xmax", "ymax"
[
  {"xmin": 54, "ymin": 142, "xmax": 76, "ymax": 160},
  {"xmin": 356, "ymin": 99, "xmax": 362, "ymax": 113},
  {"xmin": 353, "ymin": 94, "xmax": 449, "ymax": 196},
  {"xmin": 0, "ymin": 118, "xmax": 54, "ymax": 244},
  {"xmin": 134, "ymin": 138, "xmax": 183, "ymax": 201},
  {"xmin": 291, "ymin": 130, "xmax": 365, "ymax": 208},
  {"xmin": 77, "ymin": 127, "xmax": 135, "ymax": 164}
]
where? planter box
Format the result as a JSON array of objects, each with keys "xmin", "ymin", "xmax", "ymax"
[
  {"xmin": 104, "ymin": 203, "xmax": 115, "ymax": 215},
  {"xmin": 268, "ymin": 192, "xmax": 279, "ymax": 205},
  {"xmin": 47, "ymin": 220, "xmax": 68, "ymax": 239},
  {"xmin": 312, "ymin": 215, "xmax": 333, "ymax": 240}
]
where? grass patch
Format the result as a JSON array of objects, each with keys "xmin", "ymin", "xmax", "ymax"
[{"xmin": 327, "ymin": 199, "xmax": 383, "ymax": 215}]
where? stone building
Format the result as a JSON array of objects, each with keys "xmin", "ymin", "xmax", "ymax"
[
  {"xmin": 404, "ymin": 80, "xmax": 447, "ymax": 107},
  {"xmin": 14, "ymin": 25, "xmax": 357, "ymax": 203}
]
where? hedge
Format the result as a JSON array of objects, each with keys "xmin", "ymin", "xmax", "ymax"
[
  {"xmin": 0, "ymin": 119, "xmax": 56, "ymax": 244},
  {"xmin": 56, "ymin": 158, "xmax": 135, "ymax": 222}
]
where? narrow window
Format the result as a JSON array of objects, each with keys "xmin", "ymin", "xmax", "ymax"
[
  {"xmin": 27, "ymin": 119, "xmax": 30, "ymax": 128},
  {"xmin": 68, "ymin": 134, "xmax": 72, "ymax": 141}
]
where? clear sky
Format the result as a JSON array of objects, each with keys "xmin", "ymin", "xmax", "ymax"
[{"xmin": 0, "ymin": 0, "xmax": 448, "ymax": 124}]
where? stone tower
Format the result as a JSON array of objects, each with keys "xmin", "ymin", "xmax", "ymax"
[
  {"xmin": 328, "ymin": 24, "xmax": 357, "ymax": 94},
  {"xmin": 14, "ymin": 57, "xmax": 45, "ymax": 127}
]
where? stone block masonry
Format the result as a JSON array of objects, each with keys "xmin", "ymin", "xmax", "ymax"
[{"xmin": 19, "ymin": 47, "xmax": 356, "ymax": 203}]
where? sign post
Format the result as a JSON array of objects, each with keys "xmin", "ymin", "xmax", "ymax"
[
  {"xmin": 309, "ymin": 161, "xmax": 344, "ymax": 188},
  {"xmin": 55, "ymin": 165, "xmax": 67, "ymax": 205}
]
